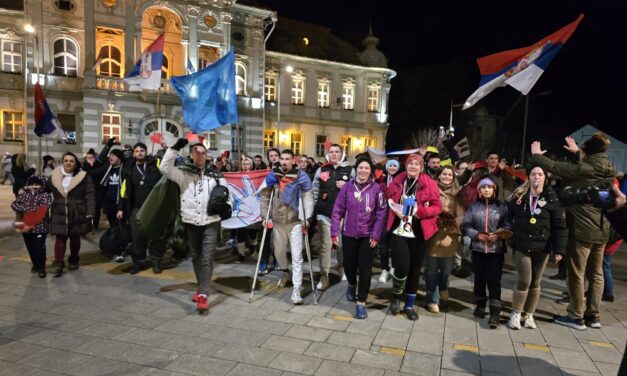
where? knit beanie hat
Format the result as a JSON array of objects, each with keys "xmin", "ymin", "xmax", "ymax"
[
  {"xmin": 385, "ymin": 159, "xmax": 399, "ymax": 170},
  {"xmin": 582, "ymin": 132, "xmax": 610, "ymax": 156},
  {"xmin": 43, "ymin": 155, "xmax": 54, "ymax": 164},
  {"xmin": 477, "ymin": 176, "xmax": 496, "ymax": 189},
  {"xmin": 405, "ymin": 153, "xmax": 423, "ymax": 168},
  {"xmin": 109, "ymin": 148, "xmax": 125, "ymax": 162},
  {"xmin": 26, "ymin": 174, "xmax": 46, "ymax": 187},
  {"xmin": 354, "ymin": 156, "xmax": 374, "ymax": 174}
]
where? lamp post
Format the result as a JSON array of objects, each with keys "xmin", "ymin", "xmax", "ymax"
[
  {"xmin": 276, "ymin": 64, "xmax": 293, "ymax": 148},
  {"xmin": 24, "ymin": 24, "xmax": 38, "ymax": 167},
  {"xmin": 520, "ymin": 91, "xmax": 551, "ymax": 165}
]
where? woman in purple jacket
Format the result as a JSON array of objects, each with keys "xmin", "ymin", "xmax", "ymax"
[{"xmin": 331, "ymin": 157, "xmax": 387, "ymax": 319}]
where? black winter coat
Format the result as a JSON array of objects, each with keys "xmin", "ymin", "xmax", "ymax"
[
  {"xmin": 463, "ymin": 197, "xmax": 511, "ymax": 254},
  {"xmin": 508, "ymin": 188, "xmax": 568, "ymax": 255},
  {"xmin": 47, "ymin": 167, "xmax": 96, "ymax": 236},
  {"xmin": 119, "ymin": 157, "xmax": 161, "ymax": 213}
]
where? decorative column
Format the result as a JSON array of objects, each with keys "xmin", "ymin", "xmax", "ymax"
[
  {"xmin": 187, "ymin": 5, "xmax": 200, "ymax": 71},
  {"xmin": 221, "ymin": 12, "xmax": 232, "ymax": 55},
  {"xmin": 83, "ymin": 0, "xmax": 96, "ymax": 88},
  {"xmin": 124, "ymin": 1, "xmax": 136, "ymax": 75}
]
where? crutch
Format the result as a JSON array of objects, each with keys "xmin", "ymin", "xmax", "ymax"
[
  {"xmin": 249, "ymin": 189, "xmax": 274, "ymax": 303},
  {"xmin": 300, "ymin": 195, "xmax": 318, "ymax": 305}
]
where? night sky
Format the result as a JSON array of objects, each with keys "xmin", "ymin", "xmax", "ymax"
[{"xmin": 256, "ymin": 0, "xmax": 626, "ymax": 155}]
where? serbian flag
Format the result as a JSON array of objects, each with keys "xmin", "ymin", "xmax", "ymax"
[
  {"xmin": 124, "ymin": 34, "xmax": 164, "ymax": 91},
  {"xmin": 463, "ymin": 14, "xmax": 583, "ymax": 109},
  {"xmin": 220, "ymin": 170, "xmax": 270, "ymax": 229},
  {"xmin": 34, "ymin": 83, "xmax": 66, "ymax": 139},
  {"xmin": 262, "ymin": 168, "xmax": 312, "ymax": 212}
]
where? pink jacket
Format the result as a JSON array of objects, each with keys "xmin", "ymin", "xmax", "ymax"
[{"xmin": 386, "ymin": 172, "xmax": 442, "ymax": 240}]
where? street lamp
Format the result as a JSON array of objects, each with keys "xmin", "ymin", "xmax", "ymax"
[
  {"xmin": 277, "ymin": 64, "xmax": 294, "ymax": 147},
  {"xmin": 23, "ymin": 24, "xmax": 38, "ymax": 162}
]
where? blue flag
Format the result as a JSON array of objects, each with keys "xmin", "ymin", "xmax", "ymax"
[{"xmin": 170, "ymin": 49, "xmax": 238, "ymax": 133}]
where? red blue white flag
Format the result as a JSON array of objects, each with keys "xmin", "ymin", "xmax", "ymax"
[
  {"xmin": 221, "ymin": 170, "xmax": 270, "ymax": 229},
  {"xmin": 124, "ymin": 34, "xmax": 165, "ymax": 91},
  {"xmin": 34, "ymin": 83, "xmax": 66, "ymax": 139}
]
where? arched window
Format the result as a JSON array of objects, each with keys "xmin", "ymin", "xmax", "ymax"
[
  {"xmin": 235, "ymin": 60, "xmax": 247, "ymax": 96},
  {"xmin": 53, "ymin": 37, "xmax": 78, "ymax": 77},
  {"xmin": 97, "ymin": 44, "xmax": 122, "ymax": 77},
  {"xmin": 161, "ymin": 54, "xmax": 169, "ymax": 79},
  {"xmin": 144, "ymin": 120, "xmax": 179, "ymax": 138}
]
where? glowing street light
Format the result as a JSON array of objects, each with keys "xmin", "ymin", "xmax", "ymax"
[{"xmin": 24, "ymin": 24, "xmax": 35, "ymax": 33}]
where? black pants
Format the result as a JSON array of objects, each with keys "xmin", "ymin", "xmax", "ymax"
[
  {"xmin": 390, "ymin": 231, "xmax": 427, "ymax": 295},
  {"xmin": 130, "ymin": 208, "xmax": 164, "ymax": 265},
  {"xmin": 378, "ymin": 228, "xmax": 390, "ymax": 271},
  {"xmin": 260, "ymin": 228, "xmax": 273, "ymax": 263},
  {"xmin": 342, "ymin": 236, "xmax": 375, "ymax": 302},
  {"xmin": 23, "ymin": 233, "xmax": 47, "ymax": 272},
  {"xmin": 472, "ymin": 252, "xmax": 504, "ymax": 301},
  {"xmin": 93, "ymin": 201, "xmax": 102, "ymax": 231},
  {"xmin": 102, "ymin": 200, "xmax": 117, "ymax": 227}
]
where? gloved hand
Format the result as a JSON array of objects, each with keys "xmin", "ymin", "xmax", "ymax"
[
  {"xmin": 171, "ymin": 138, "xmax": 189, "ymax": 151},
  {"xmin": 106, "ymin": 137, "xmax": 117, "ymax": 148}
]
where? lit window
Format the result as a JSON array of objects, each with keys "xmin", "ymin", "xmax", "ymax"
[
  {"xmin": 235, "ymin": 61, "xmax": 247, "ymax": 96},
  {"xmin": 53, "ymin": 37, "xmax": 78, "ymax": 77},
  {"xmin": 97, "ymin": 45, "xmax": 122, "ymax": 77},
  {"xmin": 317, "ymin": 78, "xmax": 330, "ymax": 108},
  {"xmin": 204, "ymin": 131, "xmax": 218, "ymax": 150},
  {"xmin": 367, "ymin": 83, "xmax": 381, "ymax": 112},
  {"xmin": 263, "ymin": 130, "xmax": 276, "ymax": 151},
  {"xmin": 101, "ymin": 114, "xmax": 121, "ymax": 144},
  {"xmin": 265, "ymin": 74, "xmax": 277, "ymax": 102},
  {"xmin": 291, "ymin": 71, "xmax": 305, "ymax": 105},
  {"xmin": 315, "ymin": 134, "xmax": 327, "ymax": 157},
  {"xmin": 340, "ymin": 136, "xmax": 352, "ymax": 158},
  {"xmin": 364, "ymin": 137, "xmax": 376, "ymax": 149},
  {"xmin": 144, "ymin": 120, "xmax": 179, "ymax": 137},
  {"xmin": 291, "ymin": 132, "xmax": 302, "ymax": 155},
  {"xmin": 342, "ymin": 79, "xmax": 355, "ymax": 110},
  {"xmin": 2, "ymin": 111, "xmax": 23, "ymax": 141},
  {"xmin": 161, "ymin": 54, "xmax": 169, "ymax": 79},
  {"xmin": 198, "ymin": 45, "xmax": 220, "ymax": 69},
  {"xmin": 1, "ymin": 41, "xmax": 22, "ymax": 73}
]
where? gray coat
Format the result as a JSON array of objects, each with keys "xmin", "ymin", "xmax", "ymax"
[{"xmin": 463, "ymin": 197, "xmax": 510, "ymax": 254}]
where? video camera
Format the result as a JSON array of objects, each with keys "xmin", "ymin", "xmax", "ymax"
[{"xmin": 558, "ymin": 184, "xmax": 616, "ymax": 210}]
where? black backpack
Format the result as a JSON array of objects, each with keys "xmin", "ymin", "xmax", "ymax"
[
  {"xmin": 99, "ymin": 220, "xmax": 132, "ymax": 255},
  {"xmin": 207, "ymin": 177, "xmax": 232, "ymax": 220}
]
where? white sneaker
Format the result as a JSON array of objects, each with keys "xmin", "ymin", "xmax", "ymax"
[
  {"xmin": 341, "ymin": 273, "xmax": 347, "ymax": 281},
  {"xmin": 427, "ymin": 303, "xmax": 439, "ymax": 313},
  {"xmin": 316, "ymin": 281, "xmax": 323, "ymax": 290},
  {"xmin": 523, "ymin": 313, "xmax": 537, "ymax": 329},
  {"xmin": 508, "ymin": 312, "xmax": 522, "ymax": 330},
  {"xmin": 113, "ymin": 255, "xmax": 125, "ymax": 263},
  {"xmin": 291, "ymin": 288, "xmax": 303, "ymax": 305},
  {"xmin": 378, "ymin": 270, "xmax": 389, "ymax": 283}
]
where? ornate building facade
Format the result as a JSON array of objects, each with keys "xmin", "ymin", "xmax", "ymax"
[{"xmin": 0, "ymin": 0, "xmax": 395, "ymax": 162}]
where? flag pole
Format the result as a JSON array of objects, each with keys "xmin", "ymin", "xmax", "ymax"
[
  {"xmin": 154, "ymin": 85, "xmax": 161, "ymax": 156},
  {"xmin": 520, "ymin": 94, "xmax": 530, "ymax": 166}
]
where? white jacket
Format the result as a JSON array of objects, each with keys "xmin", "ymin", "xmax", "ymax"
[{"xmin": 160, "ymin": 148, "xmax": 233, "ymax": 226}]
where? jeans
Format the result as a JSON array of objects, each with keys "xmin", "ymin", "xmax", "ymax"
[
  {"xmin": 425, "ymin": 256, "xmax": 453, "ymax": 305},
  {"xmin": 130, "ymin": 208, "xmax": 164, "ymax": 265},
  {"xmin": 566, "ymin": 238, "xmax": 604, "ymax": 319},
  {"xmin": 185, "ymin": 222, "xmax": 219, "ymax": 295},
  {"xmin": 603, "ymin": 254, "xmax": 614, "ymax": 297},
  {"xmin": 273, "ymin": 222, "xmax": 304, "ymax": 289}
]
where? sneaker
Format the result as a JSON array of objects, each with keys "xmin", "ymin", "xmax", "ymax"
[
  {"xmin": 197, "ymin": 294, "xmax": 209, "ymax": 314},
  {"xmin": 554, "ymin": 315, "xmax": 586, "ymax": 331},
  {"xmin": 584, "ymin": 316, "xmax": 602, "ymax": 329},
  {"xmin": 38, "ymin": 271, "xmax": 47, "ymax": 278},
  {"xmin": 346, "ymin": 285, "xmax": 356, "ymax": 302},
  {"xmin": 341, "ymin": 273, "xmax": 347, "ymax": 282},
  {"xmin": 523, "ymin": 313, "xmax": 537, "ymax": 329},
  {"xmin": 68, "ymin": 263, "xmax": 79, "ymax": 271},
  {"xmin": 378, "ymin": 269, "xmax": 389, "ymax": 283},
  {"xmin": 257, "ymin": 262, "xmax": 269, "ymax": 276},
  {"xmin": 404, "ymin": 307, "xmax": 419, "ymax": 321},
  {"xmin": 355, "ymin": 304, "xmax": 368, "ymax": 319},
  {"xmin": 152, "ymin": 261, "xmax": 163, "ymax": 274},
  {"xmin": 114, "ymin": 255, "xmax": 125, "ymax": 263},
  {"xmin": 277, "ymin": 271, "xmax": 290, "ymax": 288},
  {"xmin": 427, "ymin": 303, "xmax": 439, "ymax": 313},
  {"xmin": 316, "ymin": 273, "xmax": 330, "ymax": 291},
  {"xmin": 291, "ymin": 288, "xmax": 303, "ymax": 305},
  {"xmin": 192, "ymin": 291, "xmax": 200, "ymax": 303},
  {"xmin": 508, "ymin": 312, "xmax": 522, "ymax": 330}
]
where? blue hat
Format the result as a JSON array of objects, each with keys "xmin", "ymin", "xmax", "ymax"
[{"xmin": 385, "ymin": 159, "xmax": 399, "ymax": 170}]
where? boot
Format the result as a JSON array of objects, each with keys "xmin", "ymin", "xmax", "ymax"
[
  {"xmin": 474, "ymin": 298, "xmax": 487, "ymax": 318},
  {"xmin": 346, "ymin": 285, "xmax": 356, "ymax": 302},
  {"xmin": 68, "ymin": 256, "xmax": 79, "ymax": 271},
  {"xmin": 389, "ymin": 294, "xmax": 401, "ymax": 315},
  {"xmin": 277, "ymin": 269, "xmax": 290, "ymax": 288},
  {"xmin": 404, "ymin": 294, "xmax": 419, "ymax": 321},
  {"xmin": 488, "ymin": 299, "xmax": 502, "ymax": 329},
  {"xmin": 317, "ymin": 272, "xmax": 330, "ymax": 291},
  {"xmin": 53, "ymin": 260, "xmax": 64, "ymax": 278},
  {"xmin": 152, "ymin": 260, "xmax": 163, "ymax": 274}
]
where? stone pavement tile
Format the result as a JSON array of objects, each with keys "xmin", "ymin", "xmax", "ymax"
[
  {"xmin": 559, "ymin": 370, "xmax": 602, "ymax": 376},
  {"xmin": 594, "ymin": 361, "xmax": 620, "ymax": 376},
  {"xmin": 17, "ymin": 348, "xmax": 136, "ymax": 376},
  {"xmin": 78, "ymin": 321, "xmax": 134, "ymax": 339},
  {"xmin": 268, "ymin": 351, "xmax": 323, "ymax": 375},
  {"xmin": 572, "ymin": 327, "xmax": 612, "ymax": 342},
  {"xmin": 508, "ymin": 326, "xmax": 547, "ymax": 345},
  {"xmin": 441, "ymin": 345, "xmax": 481, "ymax": 374},
  {"xmin": 163, "ymin": 354, "xmax": 236, "ymax": 376},
  {"xmin": 21, "ymin": 328, "xmax": 95, "ymax": 350},
  {"xmin": 153, "ymin": 319, "xmax": 211, "ymax": 336},
  {"xmin": 411, "ymin": 313, "xmax": 445, "ymax": 334},
  {"xmin": 89, "ymin": 309, "xmax": 169, "ymax": 329},
  {"xmin": 444, "ymin": 325, "xmax": 477, "ymax": 346},
  {"xmin": 74, "ymin": 338, "xmax": 180, "ymax": 368},
  {"xmin": 31, "ymin": 313, "xmax": 95, "ymax": 333},
  {"xmin": 0, "ymin": 359, "xmax": 39, "ymax": 376},
  {"xmin": 380, "ymin": 315, "xmax": 415, "ymax": 332},
  {"xmin": 113, "ymin": 327, "xmax": 179, "ymax": 347},
  {"xmin": 285, "ymin": 324, "xmax": 332, "ymax": 342},
  {"xmin": 159, "ymin": 333, "xmax": 224, "ymax": 356},
  {"xmin": 600, "ymin": 325, "xmax": 627, "ymax": 353},
  {"xmin": 31, "ymin": 371, "xmax": 74, "ymax": 376},
  {"xmin": 579, "ymin": 340, "xmax": 623, "ymax": 364},
  {"xmin": 115, "ymin": 302, "xmax": 162, "ymax": 315},
  {"xmin": 0, "ymin": 323, "xmax": 46, "ymax": 341},
  {"xmin": 314, "ymin": 359, "xmax": 384, "ymax": 376},
  {"xmin": 48, "ymin": 303, "xmax": 101, "ymax": 318},
  {"xmin": 478, "ymin": 350, "xmax": 522, "ymax": 375},
  {"xmin": 550, "ymin": 347, "xmax": 599, "ymax": 373},
  {"xmin": 115, "ymin": 366, "xmax": 190, "ymax": 376},
  {"xmin": 307, "ymin": 316, "xmax": 350, "ymax": 331},
  {"xmin": 262, "ymin": 334, "xmax": 312, "ymax": 354},
  {"xmin": 400, "ymin": 350, "xmax": 441, "ymax": 375},
  {"xmin": 327, "ymin": 331, "xmax": 375, "ymax": 350},
  {"xmin": 266, "ymin": 310, "xmax": 313, "ymax": 325},
  {"xmin": 372, "ymin": 328, "xmax": 410, "ymax": 349},
  {"xmin": 289, "ymin": 304, "xmax": 332, "ymax": 316},
  {"xmin": 150, "ymin": 305, "xmax": 198, "ymax": 319},
  {"xmin": 227, "ymin": 304, "xmax": 275, "ymax": 319},
  {"xmin": 213, "ymin": 342, "xmax": 279, "ymax": 366},
  {"xmin": 0, "ymin": 338, "xmax": 45, "ymax": 362},
  {"xmin": 351, "ymin": 349, "xmax": 402, "ymax": 371},
  {"xmin": 539, "ymin": 324, "xmax": 583, "ymax": 351},
  {"xmin": 304, "ymin": 341, "xmax": 356, "ymax": 362},
  {"xmin": 0, "ymin": 309, "xmax": 48, "ymax": 324},
  {"xmin": 438, "ymin": 370, "xmax": 480, "ymax": 376},
  {"xmin": 346, "ymin": 319, "xmax": 382, "ymax": 336},
  {"xmin": 445, "ymin": 313, "xmax": 477, "ymax": 329},
  {"xmin": 201, "ymin": 324, "xmax": 272, "ymax": 346},
  {"xmin": 226, "ymin": 316, "xmax": 292, "ymax": 335},
  {"xmin": 224, "ymin": 363, "xmax": 282, "ymax": 376},
  {"xmin": 477, "ymin": 331, "xmax": 515, "ymax": 355},
  {"xmin": 406, "ymin": 329, "xmax": 443, "ymax": 355}
]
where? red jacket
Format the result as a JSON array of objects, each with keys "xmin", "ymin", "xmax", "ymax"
[{"xmin": 386, "ymin": 172, "xmax": 442, "ymax": 240}]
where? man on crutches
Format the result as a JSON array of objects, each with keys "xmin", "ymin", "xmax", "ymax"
[{"xmin": 260, "ymin": 149, "xmax": 314, "ymax": 304}]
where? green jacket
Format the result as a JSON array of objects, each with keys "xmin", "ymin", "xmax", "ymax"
[
  {"xmin": 136, "ymin": 176, "xmax": 180, "ymax": 242},
  {"xmin": 529, "ymin": 152, "xmax": 616, "ymax": 244}
]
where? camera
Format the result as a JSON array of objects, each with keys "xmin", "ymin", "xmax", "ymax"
[{"xmin": 558, "ymin": 184, "xmax": 616, "ymax": 210}]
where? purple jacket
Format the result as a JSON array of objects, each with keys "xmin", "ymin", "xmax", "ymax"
[{"xmin": 331, "ymin": 177, "xmax": 387, "ymax": 241}]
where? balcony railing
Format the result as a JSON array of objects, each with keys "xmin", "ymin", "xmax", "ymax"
[{"xmin": 96, "ymin": 76, "xmax": 174, "ymax": 95}]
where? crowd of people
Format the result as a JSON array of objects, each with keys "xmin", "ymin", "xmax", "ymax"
[{"xmin": 3, "ymin": 131, "xmax": 627, "ymax": 329}]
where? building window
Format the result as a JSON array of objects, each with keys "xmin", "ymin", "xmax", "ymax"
[
  {"xmin": 97, "ymin": 45, "xmax": 122, "ymax": 77},
  {"xmin": 342, "ymin": 80, "xmax": 355, "ymax": 110},
  {"xmin": 291, "ymin": 71, "xmax": 305, "ymax": 105},
  {"xmin": 235, "ymin": 61, "xmax": 247, "ymax": 96},
  {"xmin": 53, "ymin": 37, "xmax": 78, "ymax": 77},
  {"xmin": 144, "ymin": 120, "xmax": 179, "ymax": 137},
  {"xmin": 315, "ymin": 134, "xmax": 327, "ymax": 157},
  {"xmin": 2, "ymin": 111, "xmax": 23, "ymax": 141},
  {"xmin": 231, "ymin": 126, "xmax": 242, "ymax": 152},
  {"xmin": 291, "ymin": 132, "xmax": 302, "ymax": 155},
  {"xmin": 340, "ymin": 136, "xmax": 352, "ymax": 158},
  {"xmin": 263, "ymin": 130, "xmax": 276, "ymax": 151},
  {"xmin": 367, "ymin": 84, "xmax": 381, "ymax": 112},
  {"xmin": 317, "ymin": 78, "xmax": 330, "ymax": 108},
  {"xmin": 1, "ymin": 41, "xmax": 22, "ymax": 73},
  {"xmin": 55, "ymin": 0, "xmax": 75, "ymax": 11},
  {"xmin": 161, "ymin": 54, "xmax": 169, "ymax": 79},
  {"xmin": 265, "ymin": 75, "xmax": 277, "ymax": 102},
  {"xmin": 198, "ymin": 45, "xmax": 220, "ymax": 69},
  {"xmin": 364, "ymin": 137, "xmax": 376, "ymax": 149},
  {"xmin": 102, "ymin": 113, "xmax": 121, "ymax": 144},
  {"xmin": 57, "ymin": 114, "xmax": 76, "ymax": 144},
  {"xmin": 203, "ymin": 131, "xmax": 218, "ymax": 150}
]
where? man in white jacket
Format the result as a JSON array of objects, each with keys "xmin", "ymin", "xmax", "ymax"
[{"xmin": 160, "ymin": 138, "xmax": 233, "ymax": 314}]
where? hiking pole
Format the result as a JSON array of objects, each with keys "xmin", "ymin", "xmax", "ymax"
[
  {"xmin": 300, "ymin": 195, "xmax": 318, "ymax": 305},
  {"xmin": 249, "ymin": 189, "xmax": 274, "ymax": 303}
]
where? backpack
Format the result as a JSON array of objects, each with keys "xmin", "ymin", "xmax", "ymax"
[
  {"xmin": 207, "ymin": 178, "xmax": 232, "ymax": 220},
  {"xmin": 99, "ymin": 220, "xmax": 131, "ymax": 255}
]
